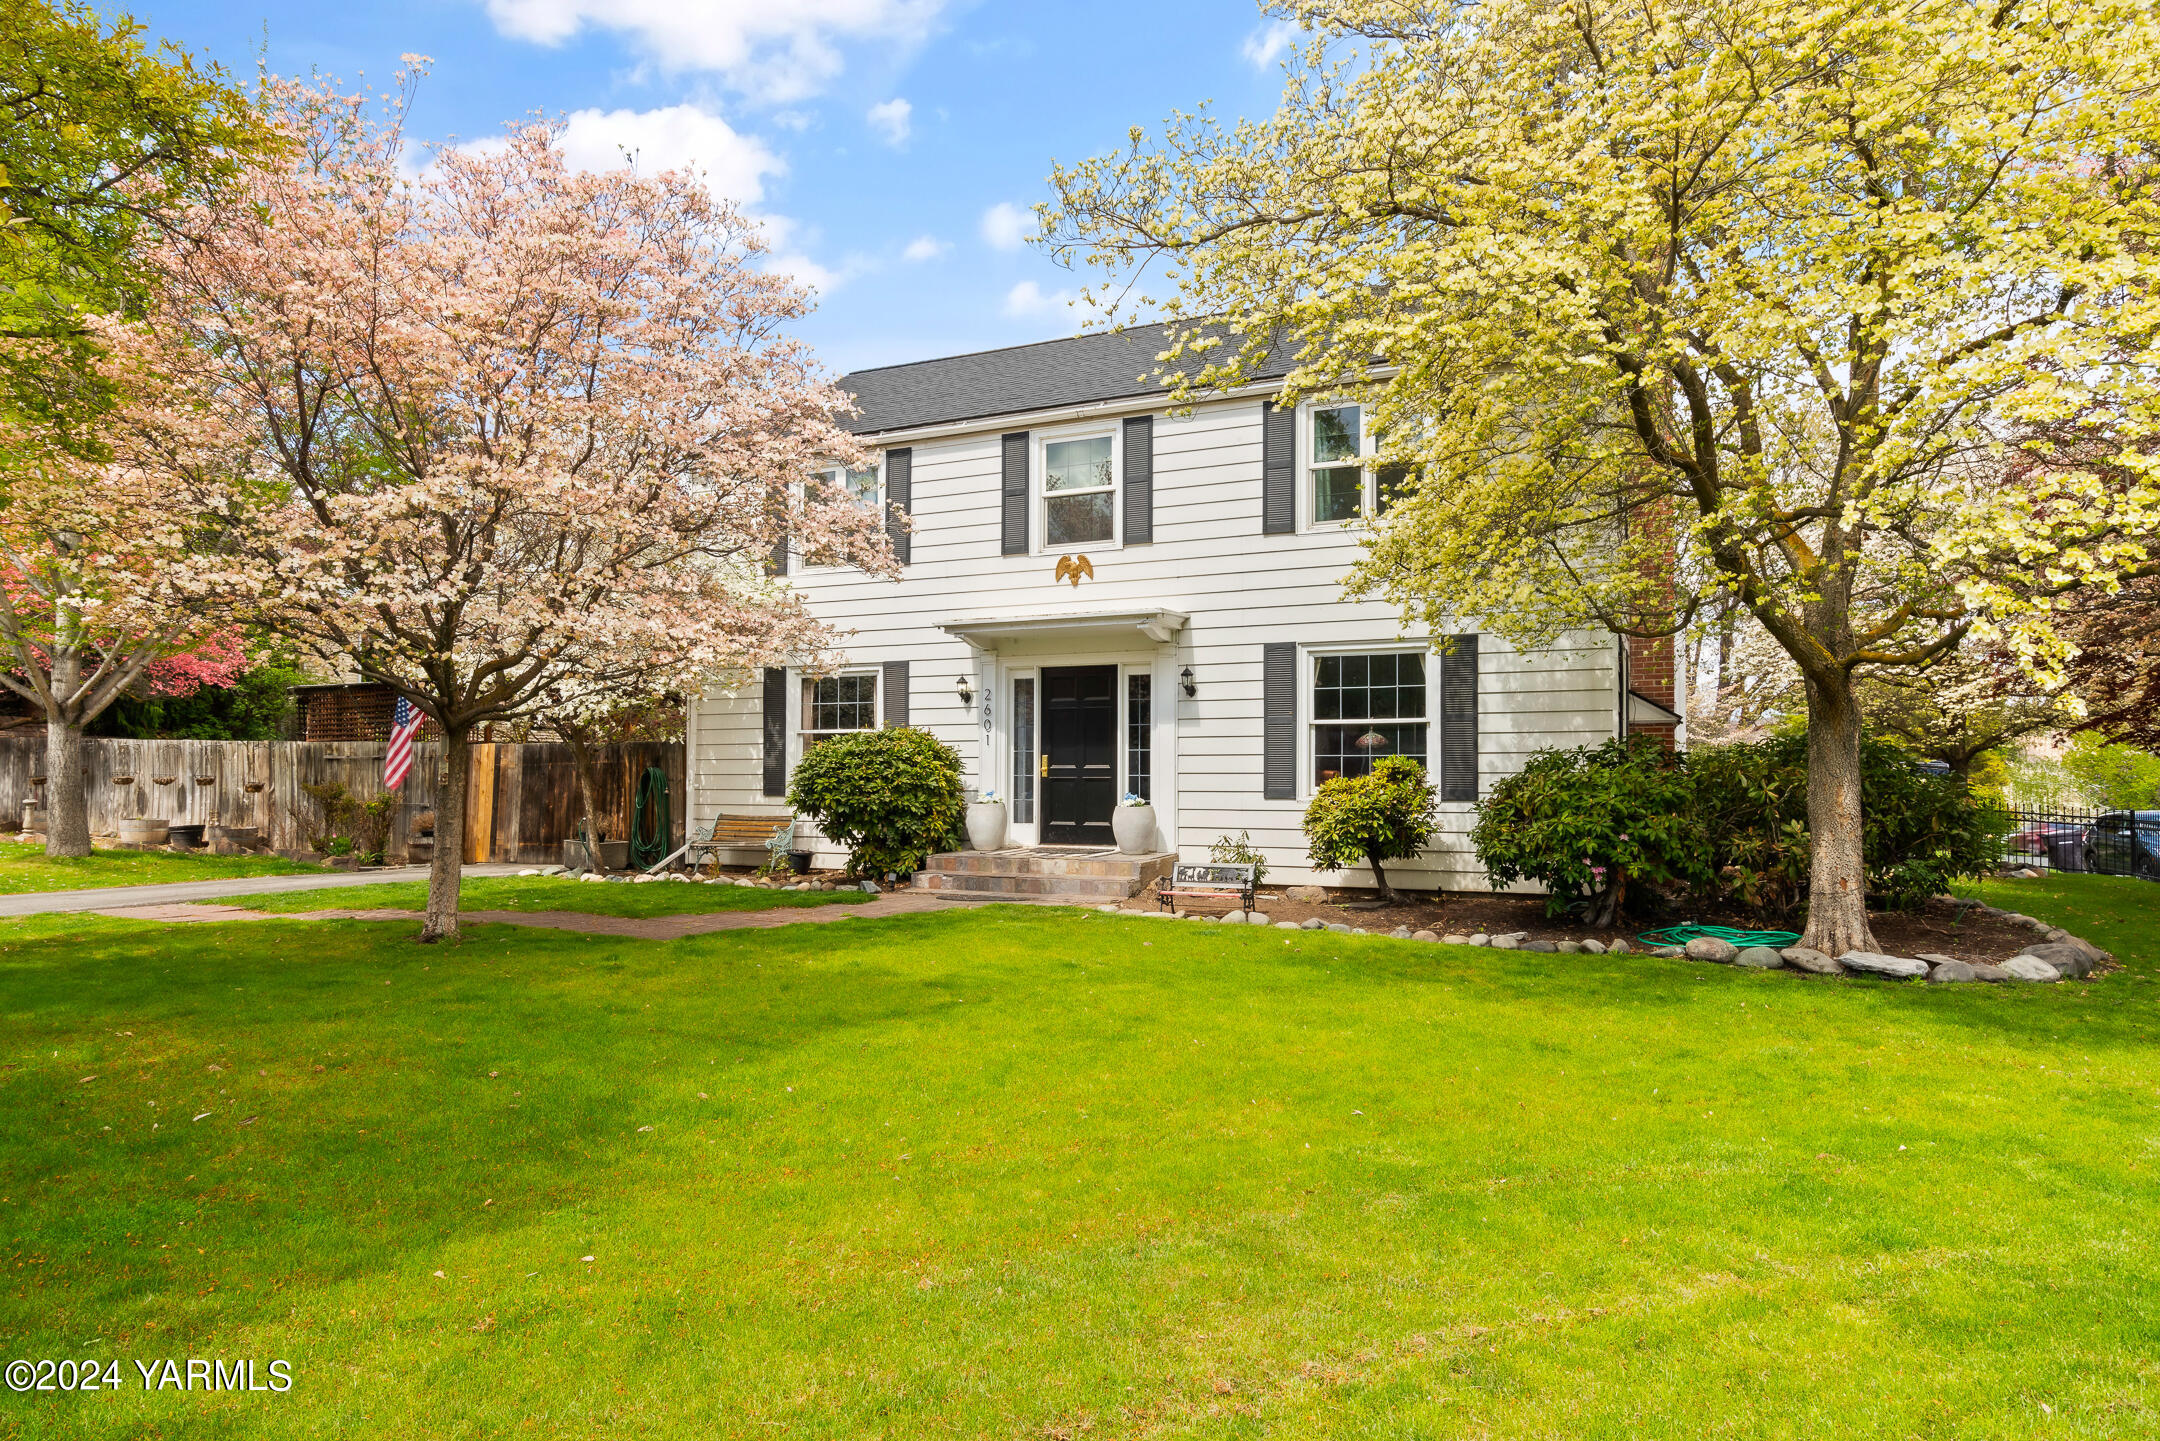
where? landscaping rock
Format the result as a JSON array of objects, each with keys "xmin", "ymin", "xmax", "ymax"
[
  {"xmin": 1326, "ymin": 922, "xmax": 1353, "ymax": 934},
  {"xmin": 2060, "ymin": 934, "xmax": 2110, "ymax": 965},
  {"xmin": 2002, "ymin": 955, "xmax": 2061, "ymax": 983},
  {"xmin": 518, "ymin": 868, "xmax": 540, "ymax": 876},
  {"xmin": 1652, "ymin": 946, "xmax": 1685, "ymax": 958},
  {"xmin": 1927, "ymin": 959, "xmax": 1978, "ymax": 983},
  {"xmin": 538, "ymin": 864, "xmax": 567, "ymax": 876},
  {"xmin": 1468, "ymin": 933, "xmax": 1490, "ymax": 946},
  {"xmin": 2018, "ymin": 941, "xmax": 2096, "ymax": 979},
  {"xmin": 1605, "ymin": 939, "xmax": 1630, "ymax": 955},
  {"xmin": 1491, "ymin": 935, "xmax": 1519, "ymax": 950},
  {"xmin": 1967, "ymin": 962, "xmax": 2012, "ymax": 983},
  {"xmin": 1780, "ymin": 947, "xmax": 1842, "ymax": 974},
  {"xmin": 633, "ymin": 874, "xmax": 657, "ymax": 883},
  {"xmin": 1685, "ymin": 936, "xmax": 1740, "ymax": 964},
  {"xmin": 1276, "ymin": 921, "xmax": 1302, "ymax": 930},
  {"xmin": 1915, "ymin": 952, "xmax": 1963, "ymax": 967},
  {"xmin": 1558, "ymin": 940, "xmax": 1586, "ymax": 954},
  {"xmin": 1580, "ymin": 939, "xmax": 1606, "ymax": 954},
  {"xmin": 1302, "ymin": 918, "xmax": 1326, "ymax": 931},
  {"xmin": 1221, "ymin": 909, "xmax": 1246, "ymax": 925},
  {"xmin": 1390, "ymin": 926, "xmax": 1414, "ymax": 939},
  {"xmin": 1248, "ymin": 912, "xmax": 1273, "ymax": 926},
  {"xmin": 1285, "ymin": 885, "xmax": 1328, "ymax": 903},
  {"xmin": 1837, "ymin": 950, "xmax": 1928, "ymax": 979},
  {"xmin": 1413, "ymin": 930, "xmax": 1440, "ymax": 942},
  {"xmin": 1097, "ymin": 904, "xmax": 1121, "ymax": 913},
  {"xmin": 1496, "ymin": 931, "xmax": 1531, "ymax": 947},
  {"xmin": 1524, "ymin": 940, "xmax": 1558, "ymax": 953},
  {"xmin": 860, "ymin": 880, "xmax": 880, "ymax": 894},
  {"xmin": 1734, "ymin": 946, "xmax": 1783, "ymax": 969},
  {"xmin": 1351, "ymin": 927, "xmax": 1369, "ymax": 935},
  {"xmin": 580, "ymin": 873, "xmax": 606, "ymax": 883}
]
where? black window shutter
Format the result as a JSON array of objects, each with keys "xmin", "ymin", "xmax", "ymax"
[
  {"xmin": 882, "ymin": 660, "xmax": 909, "ymax": 729},
  {"xmin": 1122, "ymin": 414, "xmax": 1154, "ymax": 544},
  {"xmin": 1001, "ymin": 432, "xmax": 1030, "ymax": 555},
  {"xmin": 1440, "ymin": 635, "xmax": 1480, "ymax": 801},
  {"xmin": 766, "ymin": 535, "xmax": 788, "ymax": 576},
  {"xmin": 884, "ymin": 448, "xmax": 912, "ymax": 564},
  {"xmin": 1261, "ymin": 399, "xmax": 1296, "ymax": 535},
  {"xmin": 1263, "ymin": 641, "xmax": 1297, "ymax": 800},
  {"xmin": 761, "ymin": 667, "xmax": 788, "ymax": 798}
]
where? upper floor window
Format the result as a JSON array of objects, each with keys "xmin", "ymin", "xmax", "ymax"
[
  {"xmin": 1312, "ymin": 651, "xmax": 1428, "ymax": 786},
  {"xmin": 816, "ymin": 462, "xmax": 881, "ymax": 514},
  {"xmin": 1307, "ymin": 403, "xmax": 1407, "ymax": 526},
  {"xmin": 1042, "ymin": 430, "xmax": 1116, "ymax": 548},
  {"xmin": 802, "ymin": 671, "xmax": 878, "ymax": 748}
]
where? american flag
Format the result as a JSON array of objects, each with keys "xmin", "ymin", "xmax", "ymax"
[{"xmin": 384, "ymin": 696, "xmax": 424, "ymax": 790}]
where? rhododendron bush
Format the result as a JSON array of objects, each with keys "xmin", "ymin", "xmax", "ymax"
[{"xmin": 115, "ymin": 69, "xmax": 893, "ymax": 937}]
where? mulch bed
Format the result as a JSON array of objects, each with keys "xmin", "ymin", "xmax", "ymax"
[{"xmin": 1137, "ymin": 882, "xmax": 2053, "ymax": 967}]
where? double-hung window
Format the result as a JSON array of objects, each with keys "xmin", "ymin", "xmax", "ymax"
[
  {"xmin": 1312, "ymin": 651, "xmax": 1428, "ymax": 786},
  {"xmin": 814, "ymin": 462, "xmax": 881, "ymax": 514},
  {"xmin": 1041, "ymin": 430, "xmax": 1117, "ymax": 548},
  {"xmin": 1307, "ymin": 403, "xmax": 1408, "ymax": 525},
  {"xmin": 801, "ymin": 671, "xmax": 878, "ymax": 749}
]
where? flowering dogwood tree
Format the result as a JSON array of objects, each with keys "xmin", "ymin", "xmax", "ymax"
[
  {"xmin": 0, "ymin": 391, "xmax": 259, "ymax": 855},
  {"xmin": 120, "ymin": 73, "xmax": 891, "ymax": 938},
  {"xmin": 1048, "ymin": 0, "xmax": 2160, "ymax": 955}
]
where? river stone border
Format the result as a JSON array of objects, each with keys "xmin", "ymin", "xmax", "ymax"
[{"xmin": 1108, "ymin": 894, "xmax": 2111, "ymax": 985}]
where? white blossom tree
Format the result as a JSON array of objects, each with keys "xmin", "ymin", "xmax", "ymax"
[{"xmin": 118, "ymin": 73, "xmax": 891, "ymax": 938}]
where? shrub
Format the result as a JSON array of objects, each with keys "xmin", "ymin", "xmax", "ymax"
[
  {"xmin": 1302, "ymin": 755, "xmax": 1437, "ymax": 902},
  {"xmin": 1473, "ymin": 733, "xmax": 2010, "ymax": 925},
  {"xmin": 786, "ymin": 727, "xmax": 966, "ymax": 879},
  {"xmin": 300, "ymin": 781, "xmax": 397, "ymax": 864},
  {"xmin": 1471, "ymin": 738, "xmax": 1710, "ymax": 925},
  {"xmin": 1209, "ymin": 829, "xmax": 1268, "ymax": 886}
]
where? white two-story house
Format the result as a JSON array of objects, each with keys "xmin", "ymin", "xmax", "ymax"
[{"xmin": 686, "ymin": 323, "xmax": 1681, "ymax": 891}]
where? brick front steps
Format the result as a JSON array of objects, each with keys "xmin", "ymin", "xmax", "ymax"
[{"xmin": 912, "ymin": 847, "xmax": 1176, "ymax": 902}]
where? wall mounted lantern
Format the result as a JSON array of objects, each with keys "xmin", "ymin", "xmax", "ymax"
[{"xmin": 1180, "ymin": 666, "xmax": 1197, "ymax": 699}]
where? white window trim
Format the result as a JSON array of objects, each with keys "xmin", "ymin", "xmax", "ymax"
[
  {"xmin": 1007, "ymin": 665, "xmax": 1040, "ymax": 844},
  {"xmin": 799, "ymin": 667, "xmax": 882, "ymax": 747},
  {"xmin": 1300, "ymin": 399, "xmax": 1384, "ymax": 531},
  {"xmin": 1304, "ymin": 644, "xmax": 1435, "ymax": 797},
  {"xmin": 1034, "ymin": 421, "xmax": 1122, "ymax": 555}
]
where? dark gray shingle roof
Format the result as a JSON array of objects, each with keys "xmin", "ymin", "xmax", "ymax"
[{"xmin": 836, "ymin": 320, "xmax": 1296, "ymax": 436}]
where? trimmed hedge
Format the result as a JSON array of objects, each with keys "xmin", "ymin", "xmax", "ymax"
[{"xmin": 786, "ymin": 727, "xmax": 966, "ymax": 879}]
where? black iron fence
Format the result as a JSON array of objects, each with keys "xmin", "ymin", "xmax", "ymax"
[{"xmin": 2001, "ymin": 805, "xmax": 2159, "ymax": 878}]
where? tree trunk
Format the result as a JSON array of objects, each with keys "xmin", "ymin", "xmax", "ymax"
[
  {"xmin": 565, "ymin": 729, "xmax": 607, "ymax": 873},
  {"xmin": 1798, "ymin": 672, "xmax": 1879, "ymax": 957},
  {"xmin": 44, "ymin": 714, "xmax": 91, "ymax": 858},
  {"xmin": 421, "ymin": 728, "xmax": 469, "ymax": 942},
  {"xmin": 1368, "ymin": 851, "xmax": 1401, "ymax": 905}
]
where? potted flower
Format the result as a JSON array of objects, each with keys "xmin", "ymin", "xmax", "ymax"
[
  {"xmin": 966, "ymin": 787, "xmax": 1008, "ymax": 853},
  {"xmin": 1112, "ymin": 792, "xmax": 1156, "ymax": 855}
]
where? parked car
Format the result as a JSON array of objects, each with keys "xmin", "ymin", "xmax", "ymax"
[
  {"xmin": 2086, "ymin": 811, "xmax": 2160, "ymax": 879},
  {"xmin": 2005, "ymin": 819, "xmax": 2093, "ymax": 873}
]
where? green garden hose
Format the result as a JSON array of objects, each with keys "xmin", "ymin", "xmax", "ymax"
[
  {"xmin": 629, "ymin": 763, "xmax": 671, "ymax": 870},
  {"xmin": 1636, "ymin": 923, "xmax": 1802, "ymax": 950}
]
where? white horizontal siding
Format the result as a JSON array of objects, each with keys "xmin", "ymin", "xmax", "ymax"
[{"xmin": 693, "ymin": 394, "xmax": 1625, "ymax": 885}]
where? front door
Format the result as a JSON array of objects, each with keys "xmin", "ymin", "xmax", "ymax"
[{"xmin": 1042, "ymin": 665, "xmax": 1117, "ymax": 846}]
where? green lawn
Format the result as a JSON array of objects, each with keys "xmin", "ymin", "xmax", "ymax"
[
  {"xmin": 0, "ymin": 839, "xmax": 328, "ymax": 895},
  {"xmin": 209, "ymin": 874, "xmax": 869, "ymax": 918},
  {"xmin": 3, "ymin": 874, "xmax": 2157, "ymax": 1438}
]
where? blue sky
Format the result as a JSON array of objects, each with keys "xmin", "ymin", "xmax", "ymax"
[{"xmin": 130, "ymin": 0, "xmax": 1302, "ymax": 376}]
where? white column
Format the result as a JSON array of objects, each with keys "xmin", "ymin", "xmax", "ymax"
[{"xmin": 1152, "ymin": 646, "xmax": 1183, "ymax": 859}]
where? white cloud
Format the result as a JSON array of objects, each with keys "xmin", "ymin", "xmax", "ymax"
[
  {"xmin": 479, "ymin": 0, "xmax": 948, "ymax": 103},
  {"xmin": 866, "ymin": 97, "xmax": 912, "ymax": 147},
  {"xmin": 556, "ymin": 104, "xmax": 783, "ymax": 204},
  {"xmin": 1241, "ymin": 19, "xmax": 1298, "ymax": 69},
  {"xmin": 980, "ymin": 201, "xmax": 1034, "ymax": 251},
  {"xmin": 1001, "ymin": 279, "xmax": 1102, "ymax": 322},
  {"xmin": 901, "ymin": 234, "xmax": 948, "ymax": 262}
]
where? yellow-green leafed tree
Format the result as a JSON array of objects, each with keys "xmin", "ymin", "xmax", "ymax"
[{"xmin": 1046, "ymin": 0, "xmax": 2160, "ymax": 955}]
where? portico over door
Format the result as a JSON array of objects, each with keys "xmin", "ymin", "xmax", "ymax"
[{"xmin": 1041, "ymin": 665, "xmax": 1116, "ymax": 845}]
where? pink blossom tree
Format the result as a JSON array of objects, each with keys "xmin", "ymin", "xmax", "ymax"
[{"xmin": 118, "ymin": 72, "xmax": 892, "ymax": 938}]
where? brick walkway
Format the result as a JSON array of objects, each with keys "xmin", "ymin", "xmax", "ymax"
[{"xmin": 92, "ymin": 889, "xmax": 975, "ymax": 940}]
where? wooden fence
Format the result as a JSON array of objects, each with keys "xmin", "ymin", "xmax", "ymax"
[{"xmin": 0, "ymin": 737, "xmax": 684, "ymax": 865}]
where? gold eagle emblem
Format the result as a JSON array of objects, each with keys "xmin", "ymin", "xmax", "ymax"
[{"xmin": 1054, "ymin": 554, "xmax": 1095, "ymax": 588}]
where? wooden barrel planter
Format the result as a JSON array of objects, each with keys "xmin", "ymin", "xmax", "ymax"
[{"xmin": 116, "ymin": 818, "xmax": 170, "ymax": 849}]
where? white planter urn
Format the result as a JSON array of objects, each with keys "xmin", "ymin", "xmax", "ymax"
[
  {"xmin": 966, "ymin": 800, "xmax": 1008, "ymax": 853},
  {"xmin": 1111, "ymin": 802, "xmax": 1156, "ymax": 855}
]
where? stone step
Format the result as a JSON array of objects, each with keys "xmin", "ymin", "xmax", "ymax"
[
  {"xmin": 912, "ymin": 870, "xmax": 1142, "ymax": 899},
  {"xmin": 922, "ymin": 850, "xmax": 1167, "ymax": 880}
]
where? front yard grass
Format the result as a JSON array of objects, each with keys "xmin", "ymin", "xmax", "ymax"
[
  {"xmin": 206, "ymin": 874, "xmax": 870, "ymax": 918},
  {"xmin": 0, "ymin": 839, "xmax": 327, "ymax": 895},
  {"xmin": 2, "ymin": 873, "xmax": 2156, "ymax": 1438}
]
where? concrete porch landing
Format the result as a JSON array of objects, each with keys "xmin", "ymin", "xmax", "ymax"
[{"xmin": 912, "ymin": 847, "xmax": 1176, "ymax": 901}]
